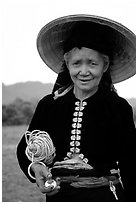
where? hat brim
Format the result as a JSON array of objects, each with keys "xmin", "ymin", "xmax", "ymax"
[{"xmin": 37, "ymin": 14, "xmax": 136, "ymax": 83}]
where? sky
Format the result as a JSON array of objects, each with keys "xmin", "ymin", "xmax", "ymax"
[{"xmin": 1, "ymin": 0, "xmax": 137, "ymax": 98}]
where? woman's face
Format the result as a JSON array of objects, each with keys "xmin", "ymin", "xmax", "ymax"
[{"xmin": 65, "ymin": 47, "xmax": 108, "ymax": 94}]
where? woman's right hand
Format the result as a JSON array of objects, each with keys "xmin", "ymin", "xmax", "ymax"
[{"xmin": 31, "ymin": 163, "xmax": 61, "ymax": 195}]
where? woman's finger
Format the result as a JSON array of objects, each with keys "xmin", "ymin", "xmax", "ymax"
[
  {"xmin": 55, "ymin": 177, "xmax": 61, "ymax": 185},
  {"xmin": 46, "ymin": 185, "xmax": 60, "ymax": 196},
  {"xmin": 36, "ymin": 176, "xmax": 47, "ymax": 193}
]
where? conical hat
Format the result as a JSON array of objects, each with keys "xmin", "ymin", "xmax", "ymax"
[{"xmin": 37, "ymin": 14, "xmax": 136, "ymax": 83}]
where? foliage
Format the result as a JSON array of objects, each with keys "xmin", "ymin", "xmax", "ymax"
[
  {"xmin": 2, "ymin": 98, "xmax": 38, "ymax": 126},
  {"xmin": 2, "ymin": 97, "xmax": 136, "ymax": 126}
]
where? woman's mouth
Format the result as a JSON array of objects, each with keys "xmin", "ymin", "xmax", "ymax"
[{"xmin": 78, "ymin": 78, "xmax": 94, "ymax": 83}]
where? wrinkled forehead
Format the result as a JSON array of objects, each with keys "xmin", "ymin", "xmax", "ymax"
[{"xmin": 64, "ymin": 47, "xmax": 108, "ymax": 63}]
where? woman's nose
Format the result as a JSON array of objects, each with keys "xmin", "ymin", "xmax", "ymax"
[{"xmin": 79, "ymin": 65, "xmax": 89, "ymax": 75}]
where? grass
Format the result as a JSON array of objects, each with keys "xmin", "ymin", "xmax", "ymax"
[{"xmin": 2, "ymin": 125, "xmax": 46, "ymax": 202}]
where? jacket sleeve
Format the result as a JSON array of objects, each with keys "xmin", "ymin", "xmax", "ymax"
[
  {"xmin": 16, "ymin": 95, "xmax": 53, "ymax": 183},
  {"xmin": 117, "ymin": 99, "xmax": 136, "ymax": 201}
]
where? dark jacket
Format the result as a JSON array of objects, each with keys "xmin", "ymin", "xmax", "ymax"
[{"xmin": 17, "ymin": 87, "xmax": 136, "ymax": 201}]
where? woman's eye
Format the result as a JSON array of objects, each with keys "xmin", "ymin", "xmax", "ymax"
[
  {"xmin": 90, "ymin": 62, "xmax": 98, "ymax": 66},
  {"xmin": 73, "ymin": 61, "xmax": 81, "ymax": 66}
]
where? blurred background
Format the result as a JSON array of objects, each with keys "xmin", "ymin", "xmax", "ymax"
[{"xmin": 1, "ymin": 0, "xmax": 136, "ymax": 202}]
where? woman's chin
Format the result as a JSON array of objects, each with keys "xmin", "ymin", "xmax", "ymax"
[{"xmin": 77, "ymin": 82, "xmax": 95, "ymax": 92}]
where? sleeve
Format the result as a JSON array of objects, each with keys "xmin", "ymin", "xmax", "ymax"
[
  {"xmin": 117, "ymin": 100, "xmax": 136, "ymax": 201},
  {"xmin": 16, "ymin": 95, "xmax": 53, "ymax": 183}
]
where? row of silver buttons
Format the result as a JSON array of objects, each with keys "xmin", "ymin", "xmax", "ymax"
[{"xmin": 64, "ymin": 101, "xmax": 89, "ymax": 163}]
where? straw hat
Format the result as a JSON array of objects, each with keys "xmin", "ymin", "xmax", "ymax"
[{"xmin": 37, "ymin": 14, "xmax": 136, "ymax": 84}]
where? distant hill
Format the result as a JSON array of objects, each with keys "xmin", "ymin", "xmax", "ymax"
[
  {"xmin": 2, "ymin": 82, "xmax": 54, "ymax": 104},
  {"xmin": 2, "ymin": 81, "xmax": 136, "ymax": 108}
]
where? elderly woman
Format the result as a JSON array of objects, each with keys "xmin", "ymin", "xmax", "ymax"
[{"xmin": 17, "ymin": 15, "xmax": 136, "ymax": 202}]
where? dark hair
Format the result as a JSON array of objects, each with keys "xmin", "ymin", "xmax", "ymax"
[
  {"xmin": 99, "ymin": 69, "xmax": 113, "ymax": 91},
  {"xmin": 52, "ymin": 62, "xmax": 72, "ymax": 93},
  {"xmin": 52, "ymin": 61, "xmax": 117, "ymax": 94}
]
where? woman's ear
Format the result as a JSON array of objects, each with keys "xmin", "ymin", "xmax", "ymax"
[
  {"xmin": 103, "ymin": 55, "xmax": 110, "ymax": 73},
  {"xmin": 64, "ymin": 52, "xmax": 70, "ymax": 68},
  {"xmin": 103, "ymin": 63, "xmax": 109, "ymax": 73}
]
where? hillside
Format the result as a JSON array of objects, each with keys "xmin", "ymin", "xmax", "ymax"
[
  {"xmin": 2, "ymin": 82, "xmax": 136, "ymax": 125},
  {"xmin": 2, "ymin": 81, "xmax": 136, "ymax": 107},
  {"xmin": 2, "ymin": 82, "xmax": 54, "ymax": 104}
]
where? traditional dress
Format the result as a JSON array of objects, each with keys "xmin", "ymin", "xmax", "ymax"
[{"xmin": 17, "ymin": 87, "xmax": 136, "ymax": 201}]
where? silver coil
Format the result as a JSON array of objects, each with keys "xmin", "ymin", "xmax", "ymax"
[{"xmin": 25, "ymin": 130, "xmax": 56, "ymax": 165}]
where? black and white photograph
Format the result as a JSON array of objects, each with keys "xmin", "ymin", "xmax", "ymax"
[{"xmin": 2, "ymin": 0, "xmax": 136, "ymax": 202}]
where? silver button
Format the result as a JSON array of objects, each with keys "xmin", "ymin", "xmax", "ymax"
[
  {"xmin": 82, "ymin": 101, "xmax": 87, "ymax": 106},
  {"xmin": 67, "ymin": 152, "xmax": 72, "ymax": 158},
  {"xmin": 75, "ymin": 107, "xmax": 80, "ymax": 111},
  {"xmin": 79, "ymin": 112, "xmax": 83, "ymax": 117},
  {"xmin": 76, "ymin": 135, "xmax": 81, "ymax": 140},
  {"xmin": 80, "ymin": 107, "xmax": 85, "ymax": 111},
  {"xmin": 71, "ymin": 129, "xmax": 76, "ymax": 134},
  {"xmin": 73, "ymin": 112, "xmax": 78, "ymax": 116},
  {"xmin": 83, "ymin": 158, "xmax": 88, "ymax": 163},
  {"xmin": 79, "ymin": 153, "xmax": 84, "ymax": 159},
  {"xmin": 75, "ymin": 101, "xmax": 80, "ymax": 106},
  {"xmin": 76, "ymin": 129, "xmax": 81, "ymax": 134},
  {"xmin": 72, "ymin": 123, "xmax": 77, "ymax": 128},
  {"xmin": 70, "ymin": 147, "xmax": 75, "ymax": 152},
  {"xmin": 70, "ymin": 141, "xmax": 75, "ymax": 146},
  {"xmin": 71, "ymin": 135, "xmax": 76, "ymax": 140},
  {"xmin": 77, "ymin": 123, "xmax": 82, "ymax": 128},
  {"xmin": 75, "ymin": 141, "xmax": 80, "ymax": 146},
  {"xmin": 73, "ymin": 118, "xmax": 78, "ymax": 122},
  {"xmin": 75, "ymin": 147, "xmax": 80, "ymax": 153},
  {"xmin": 78, "ymin": 118, "xmax": 82, "ymax": 122}
]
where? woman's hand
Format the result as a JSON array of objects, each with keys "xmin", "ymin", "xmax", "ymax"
[{"xmin": 31, "ymin": 163, "xmax": 61, "ymax": 195}]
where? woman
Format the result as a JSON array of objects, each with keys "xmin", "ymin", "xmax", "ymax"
[{"xmin": 17, "ymin": 15, "xmax": 136, "ymax": 202}]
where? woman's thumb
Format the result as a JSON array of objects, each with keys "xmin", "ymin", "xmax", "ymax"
[{"xmin": 42, "ymin": 167, "xmax": 52, "ymax": 180}]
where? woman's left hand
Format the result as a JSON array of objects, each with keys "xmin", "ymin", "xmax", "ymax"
[{"xmin": 31, "ymin": 163, "xmax": 61, "ymax": 195}]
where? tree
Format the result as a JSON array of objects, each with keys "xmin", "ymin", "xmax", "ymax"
[{"xmin": 2, "ymin": 98, "xmax": 37, "ymax": 126}]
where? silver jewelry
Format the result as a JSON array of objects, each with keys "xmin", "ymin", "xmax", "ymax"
[
  {"xmin": 45, "ymin": 179, "xmax": 57, "ymax": 190},
  {"xmin": 28, "ymin": 161, "xmax": 46, "ymax": 180}
]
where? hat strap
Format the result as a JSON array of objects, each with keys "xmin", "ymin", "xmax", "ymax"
[{"xmin": 53, "ymin": 84, "xmax": 73, "ymax": 100}]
